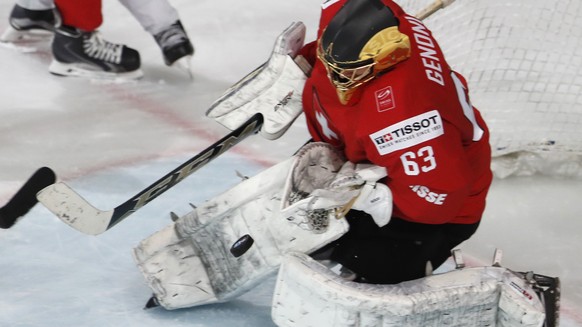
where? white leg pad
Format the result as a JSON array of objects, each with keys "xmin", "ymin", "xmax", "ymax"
[
  {"xmin": 272, "ymin": 252, "xmax": 546, "ymax": 327},
  {"xmin": 133, "ymin": 155, "xmax": 349, "ymax": 310}
]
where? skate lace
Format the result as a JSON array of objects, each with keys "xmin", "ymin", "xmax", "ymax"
[
  {"xmin": 83, "ymin": 32, "xmax": 123, "ymax": 64},
  {"xmin": 156, "ymin": 24, "xmax": 187, "ymax": 49}
]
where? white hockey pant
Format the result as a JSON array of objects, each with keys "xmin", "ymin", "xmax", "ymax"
[
  {"xmin": 117, "ymin": 0, "xmax": 179, "ymax": 35},
  {"xmin": 16, "ymin": 0, "xmax": 179, "ymax": 35},
  {"xmin": 15, "ymin": 0, "xmax": 53, "ymax": 10}
]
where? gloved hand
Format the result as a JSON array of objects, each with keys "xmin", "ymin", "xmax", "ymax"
[
  {"xmin": 350, "ymin": 181, "xmax": 392, "ymax": 227},
  {"xmin": 280, "ymin": 144, "xmax": 392, "ymax": 230}
]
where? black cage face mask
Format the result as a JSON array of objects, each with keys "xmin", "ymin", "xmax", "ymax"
[{"xmin": 317, "ymin": 0, "xmax": 410, "ymax": 104}]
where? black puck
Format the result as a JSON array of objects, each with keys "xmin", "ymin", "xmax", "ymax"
[{"xmin": 230, "ymin": 234, "xmax": 254, "ymax": 257}]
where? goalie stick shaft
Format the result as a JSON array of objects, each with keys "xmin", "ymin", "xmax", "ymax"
[
  {"xmin": 0, "ymin": 167, "xmax": 56, "ymax": 229},
  {"xmin": 111, "ymin": 113, "xmax": 263, "ymax": 225},
  {"xmin": 37, "ymin": 113, "xmax": 264, "ymax": 235},
  {"xmin": 415, "ymin": 0, "xmax": 456, "ymax": 20}
]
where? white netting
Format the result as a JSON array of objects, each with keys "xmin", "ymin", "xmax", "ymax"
[{"xmin": 395, "ymin": 0, "xmax": 582, "ymax": 177}]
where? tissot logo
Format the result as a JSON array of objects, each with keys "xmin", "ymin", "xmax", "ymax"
[
  {"xmin": 374, "ymin": 133, "xmax": 393, "ymax": 145},
  {"xmin": 391, "ymin": 115, "xmax": 439, "ymax": 137},
  {"xmin": 370, "ymin": 110, "xmax": 444, "ymax": 155},
  {"xmin": 375, "ymin": 86, "xmax": 396, "ymax": 112}
]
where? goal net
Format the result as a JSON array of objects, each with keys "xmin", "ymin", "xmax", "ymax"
[{"xmin": 395, "ymin": 0, "xmax": 582, "ymax": 177}]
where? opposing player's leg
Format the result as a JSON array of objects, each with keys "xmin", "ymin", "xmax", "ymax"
[
  {"xmin": 117, "ymin": 0, "xmax": 194, "ymax": 68},
  {"xmin": 152, "ymin": 20, "xmax": 193, "ymax": 68},
  {"xmin": 47, "ymin": 0, "xmax": 142, "ymax": 79},
  {"xmin": 49, "ymin": 25, "xmax": 142, "ymax": 79}
]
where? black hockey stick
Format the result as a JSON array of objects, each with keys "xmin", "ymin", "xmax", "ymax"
[
  {"xmin": 37, "ymin": 113, "xmax": 264, "ymax": 235},
  {"xmin": 0, "ymin": 167, "xmax": 57, "ymax": 229}
]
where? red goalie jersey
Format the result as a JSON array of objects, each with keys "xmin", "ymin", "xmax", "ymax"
[{"xmin": 300, "ymin": 0, "xmax": 492, "ymax": 225}]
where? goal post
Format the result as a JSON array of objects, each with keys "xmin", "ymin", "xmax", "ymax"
[{"xmin": 397, "ymin": 0, "xmax": 582, "ymax": 177}]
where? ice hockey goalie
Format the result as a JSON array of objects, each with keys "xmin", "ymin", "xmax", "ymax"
[
  {"xmin": 132, "ymin": 16, "xmax": 560, "ymax": 327},
  {"xmin": 132, "ymin": 142, "xmax": 559, "ymax": 327}
]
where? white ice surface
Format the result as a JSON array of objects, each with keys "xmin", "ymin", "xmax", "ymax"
[{"xmin": 1, "ymin": 1, "xmax": 581, "ymax": 326}]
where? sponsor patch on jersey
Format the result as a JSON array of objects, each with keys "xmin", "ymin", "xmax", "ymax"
[
  {"xmin": 370, "ymin": 110, "xmax": 444, "ymax": 155},
  {"xmin": 375, "ymin": 86, "xmax": 396, "ymax": 112}
]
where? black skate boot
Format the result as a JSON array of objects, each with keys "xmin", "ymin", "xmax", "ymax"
[
  {"xmin": 49, "ymin": 25, "xmax": 143, "ymax": 80},
  {"xmin": 0, "ymin": 4, "xmax": 55, "ymax": 43},
  {"xmin": 153, "ymin": 20, "xmax": 194, "ymax": 67}
]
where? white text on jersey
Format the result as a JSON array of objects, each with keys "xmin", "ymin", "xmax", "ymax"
[
  {"xmin": 410, "ymin": 185, "xmax": 448, "ymax": 205},
  {"xmin": 405, "ymin": 15, "xmax": 445, "ymax": 87}
]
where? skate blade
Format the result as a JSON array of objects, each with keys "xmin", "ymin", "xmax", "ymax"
[
  {"xmin": 171, "ymin": 55, "xmax": 193, "ymax": 80},
  {"xmin": 0, "ymin": 25, "xmax": 52, "ymax": 43},
  {"xmin": 0, "ymin": 40, "xmax": 42, "ymax": 53},
  {"xmin": 48, "ymin": 60, "xmax": 144, "ymax": 82}
]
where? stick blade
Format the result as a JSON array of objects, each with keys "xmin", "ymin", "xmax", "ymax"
[{"xmin": 37, "ymin": 182, "xmax": 113, "ymax": 235}]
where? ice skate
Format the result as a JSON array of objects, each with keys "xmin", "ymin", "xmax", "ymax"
[
  {"xmin": 153, "ymin": 20, "xmax": 194, "ymax": 77},
  {"xmin": 49, "ymin": 25, "xmax": 143, "ymax": 80},
  {"xmin": 0, "ymin": 4, "xmax": 55, "ymax": 43},
  {"xmin": 144, "ymin": 295, "xmax": 160, "ymax": 309}
]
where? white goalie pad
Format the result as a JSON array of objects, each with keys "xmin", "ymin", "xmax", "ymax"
[
  {"xmin": 272, "ymin": 252, "xmax": 546, "ymax": 327},
  {"xmin": 133, "ymin": 143, "xmax": 379, "ymax": 310},
  {"xmin": 206, "ymin": 21, "xmax": 309, "ymax": 140}
]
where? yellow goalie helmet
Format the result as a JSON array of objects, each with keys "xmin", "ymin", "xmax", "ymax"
[{"xmin": 317, "ymin": 0, "xmax": 411, "ymax": 104}]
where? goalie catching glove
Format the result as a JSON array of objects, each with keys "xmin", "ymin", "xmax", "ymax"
[
  {"xmin": 281, "ymin": 143, "xmax": 392, "ymax": 230},
  {"xmin": 132, "ymin": 142, "xmax": 392, "ymax": 310}
]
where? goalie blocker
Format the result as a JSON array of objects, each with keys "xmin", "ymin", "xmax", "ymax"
[{"xmin": 206, "ymin": 21, "xmax": 311, "ymax": 140}]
